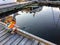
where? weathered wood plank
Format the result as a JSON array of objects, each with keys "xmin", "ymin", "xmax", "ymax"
[
  {"xmin": 0, "ymin": 30, "xmax": 8, "ymax": 37},
  {"xmin": 4, "ymin": 34, "xmax": 19, "ymax": 45},
  {"xmin": 0, "ymin": 34, "xmax": 15, "ymax": 45},
  {"xmin": 32, "ymin": 40, "xmax": 39, "ymax": 45},
  {"xmin": 18, "ymin": 38, "xmax": 28, "ymax": 45},
  {"xmin": 25, "ymin": 40, "xmax": 33, "ymax": 45},
  {"xmin": 11, "ymin": 36, "xmax": 24, "ymax": 45},
  {"xmin": 0, "ymin": 33, "xmax": 10, "ymax": 42}
]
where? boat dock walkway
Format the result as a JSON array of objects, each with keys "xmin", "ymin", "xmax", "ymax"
[
  {"xmin": 0, "ymin": 22, "xmax": 56, "ymax": 45},
  {"xmin": 0, "ymin": 23, "xmax": 39, "ymax": 45}
]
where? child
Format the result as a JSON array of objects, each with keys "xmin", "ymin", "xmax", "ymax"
[
  {"xmin": 8, "ymin": 19, "xmax": 17, "ymax": 34},
  {"xmin": 4, "ymin": 16, "xmax": 17, "ymax": 34}
]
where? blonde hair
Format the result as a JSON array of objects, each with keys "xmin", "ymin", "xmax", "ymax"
[
  {"xmin": 11, "ymin": 19, "xmax": 16, "ymax": 24},
  {"xmin": 5, "ymin": 16, "xmax": 13, "ymax": 23}
]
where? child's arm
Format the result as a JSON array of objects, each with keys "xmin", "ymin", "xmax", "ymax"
[{"xmin": 14, "ymin": 24, "xmax": 20, "ymax": 28}]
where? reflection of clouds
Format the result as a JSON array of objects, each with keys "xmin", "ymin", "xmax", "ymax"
[
  {"xmin": 42, "ymin": 6, "xmax": 51, "ymax": 11},
  {"xmin": 18, "ymin": 11, "xmax": 23, "ymax": 14},
  {"xmin": 43, "ymin": 6, "xmax": 59, "ymax": 12},
  {"xmin": 53, "ymin": 7, "xmax": 59, "ymax": 11}
]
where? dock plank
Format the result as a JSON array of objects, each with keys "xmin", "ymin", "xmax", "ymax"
[
  {"xmin": 18, "ymin": 38, "xmax": 28, "ymax": 45},
  {"xmin": 0, "ymin": 30, "xmax": 8, "ymax": 37},
  {"xmin": 25, "ymin": 40, "xmax": 33, "ymax": 45},
  {"xmin": 0, "ymin": 34, "xmax": 15, "ymax": 45},
  {"xmin": 4, "ymin": 34, "xmax": 19, "ymax": 45},
  {"xmin": 32, "ymin": 40, "xmax": 39, "ymax": 45},
  {"xmin": 0, "ymin": 33, "xmax": 10, "ymax": 42},
  {"xmin": 11, "ymin": 36, "xmax": 24, "ymax": 45}
]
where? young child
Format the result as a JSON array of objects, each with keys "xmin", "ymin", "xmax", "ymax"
[
  {"xmin": 4, "ymin": 16, "xmax": 17, "ymax": 34},
  {"xmin": 8, "ymin": 19, "xmax": 17, "ymax": 34},
  {"xmin": 4, "ymin": 13, "xmax": 19, "ymax": 34}
]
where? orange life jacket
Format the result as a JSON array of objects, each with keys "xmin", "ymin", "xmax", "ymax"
[{"xmin": 8, "ymin": 21, "xmax": 16, "ymax": 29}]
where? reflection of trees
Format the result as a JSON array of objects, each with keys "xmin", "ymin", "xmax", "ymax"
[
  {"xmin": 30, "ymin": 11, "xmax": 36, "ymax": 17},
  {"xmin": 30, "ymin": 6, "xmax": 43, "ymax": 13},
  {"xmin": 21, "ymin": 5, "xmax": 43, "ymax": 17},
  {"xmin": 31, "ymin": 6, "xmax": 43, "ymax": 17},
  {"xmin": 21, "ymin": 8, "xmax": 31, "ymax": 13},
  {"xmin": 21, "ymin": 3, "xmax": 43, "ymax": 13}
]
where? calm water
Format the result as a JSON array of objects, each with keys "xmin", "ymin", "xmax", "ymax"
[{"xmin": 15, "ymin": 6, "xmax": 60, "ymax": 44}]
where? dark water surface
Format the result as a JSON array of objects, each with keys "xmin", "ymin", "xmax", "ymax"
[{"xmin": 15, "ymin": 6, "xmax": 60, "ymax": 45}]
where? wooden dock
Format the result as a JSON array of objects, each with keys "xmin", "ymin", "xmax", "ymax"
[
  {"xmin": 0, "ymin": 23, "xmax": 39, "ymax": 45},
  {"xmin": 0, "ymin": 22, "xmax": 56, "ymax": 45}
]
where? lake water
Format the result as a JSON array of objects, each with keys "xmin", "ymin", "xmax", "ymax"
[{"xmin": 15, "ymin": 6, "xmax": 60, "ymax": 45}]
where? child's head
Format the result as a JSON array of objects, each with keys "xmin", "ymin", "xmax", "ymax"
[
  {"xmin": 12, "ymin": 19, "xmax": 16, "ymax": 24},
  {"xmin": 5, "ymin": 16, "xmax": 13, "ymax": 23},
  {"xmin": 4, "ymin": 16, "xmax": 16, "ymax": 24}
]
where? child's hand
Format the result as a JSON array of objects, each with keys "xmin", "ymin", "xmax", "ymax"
[{"xmin": 15, "ymin": 25, "xmax": 20, "ymax": 28}]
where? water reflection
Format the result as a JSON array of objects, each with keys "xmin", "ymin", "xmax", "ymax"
[{"xmin": 15, "ymin": 6, "xmax": 60, "ymax": 44}]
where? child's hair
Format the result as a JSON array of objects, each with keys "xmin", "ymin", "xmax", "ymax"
[
  {"xmin": 12, "ymin": 19, "xmax": 16, "ymax": 22},
  {"xmin": 5, "ymin": 16, "xmax": 13, "ymax": 23},
  {"xmin": 12, "ymin": 19, "xmax": 16, "ymax": 24}
]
